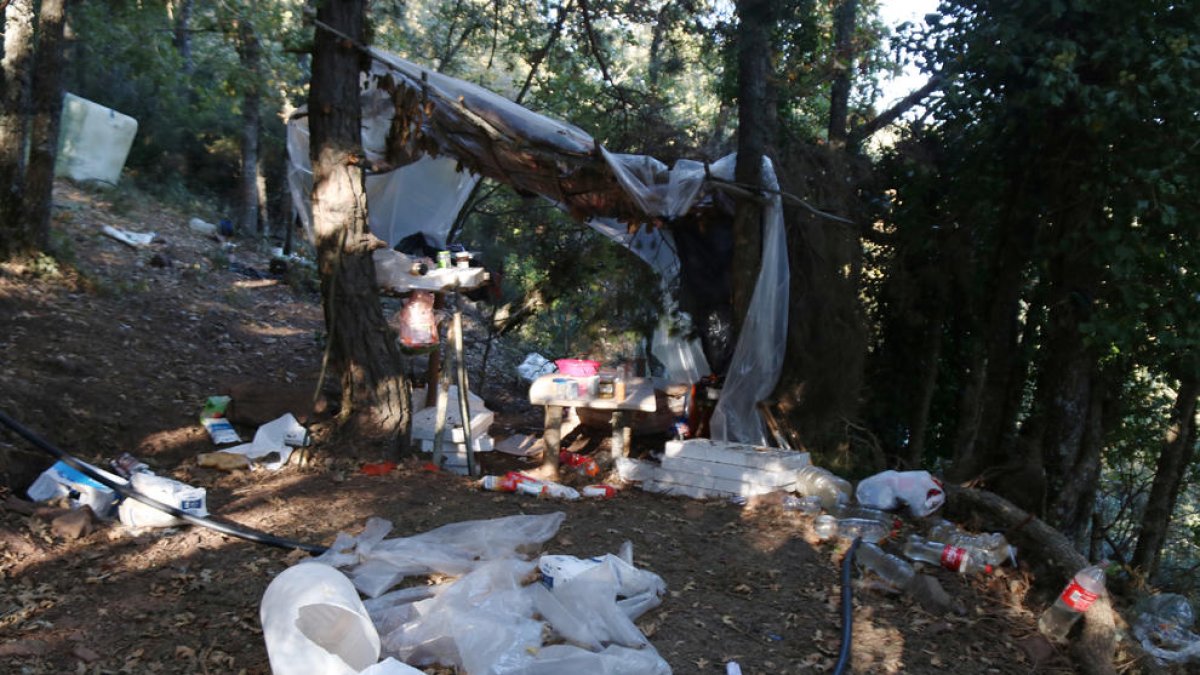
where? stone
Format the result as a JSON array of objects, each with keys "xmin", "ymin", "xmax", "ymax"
[{"xmin": 51, "ymin": 505, "xmax": 97, "ymax": 540}]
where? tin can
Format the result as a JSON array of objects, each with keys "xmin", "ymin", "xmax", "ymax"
[{"xmin": 436, "ymin": 250, "xmax": 452, "ymax": 269}]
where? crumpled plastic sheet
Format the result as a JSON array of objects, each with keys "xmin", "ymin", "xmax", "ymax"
[
  {"xmin": 315, "ymin": 513, "xmax": 670, "ymax": 674},
  {"xmin": 1133, "ymin": 593, "xmax": 1200, "ymax": 664}
]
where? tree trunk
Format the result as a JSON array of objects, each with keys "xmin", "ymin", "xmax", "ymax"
[
  {"xmin": 1131, "ymin": 371, "xmax": 1199, "ymax": 578},
  {"xmin": 731, "ymin": 0, "xmax": 775, "ymax": 328},
  {"xmin": 23, "ymin": 0, "xmax": 68, "ymax": 253},
  {"xmin": 0, "ymin": 0, "xmax": 36, "ymax": 258},
  {"xmin": 174, "ymin": 0, "xmax": 194, "ymax": 75},
  {"xmin": 237, "ymin": 19, "xmax": 262, "ymax": 236},
  {"xmin": 827, "ymin": 0, "xmax": 857, "ymax": 147},
  {"xmin": 310, "ymin": 0, "xmax": 409, "ymax": 451},
  {"xmin": 905, "ymin": 307, "xmax": 943, "ymax": 468}
]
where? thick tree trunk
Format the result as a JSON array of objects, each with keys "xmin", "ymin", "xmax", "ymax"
[
  {"xmin": 23, "ymin": 0, "xmax": 68, "ymax": 253},
  {"xmin": 730, "ymin": 0, "xmax": 775, "ymax": 328},
  {"xmin": 827, "ymin": 0, "xmax": 857, "ymax": 146},
  {"xmin": 310, "ymin": 0, "xmax": 409, "ymax": 451},
  {"xmin": 0, "ymin": 0, "xmax": 36, "ymax": 258},
  {"xmin": 1131, "ymin": 372, "xmax": 1199, "ymax": 578},
  {"xmin": 238, "ymin": 20, "xmax": 262, "ymax": 236}
]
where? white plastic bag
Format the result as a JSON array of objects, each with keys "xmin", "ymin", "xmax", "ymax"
[
  {"xmin": 517, "ymin": 353, "xmax": 556, "ymax": 381},
  {"xmin": 855, "ymin": 470, "xmax": 945, "ymax": 517}
]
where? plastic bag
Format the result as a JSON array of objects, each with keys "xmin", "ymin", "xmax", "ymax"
[
  {"xmin": 517, "ymin": 353, "xmax": 557, "ymax": 381},
  {"xmin": 398, "ymin": 290, "xmax": 438, "ymax": 350},
  {"xmin": 856, "ymin": 470, "xmax": 945, "ymax": 517},
  {"xmin": 1133, "ymin": 594, "xmax": 1200, "ymax": 664},
  {"xmin": 118, "ymin": 472, "xmax": 208, "ymax": 528}
]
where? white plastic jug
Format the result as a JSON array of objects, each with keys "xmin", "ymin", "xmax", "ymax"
[{"xmin": 261, "ymin": 562, "xmax": 421, "ymax": 674}]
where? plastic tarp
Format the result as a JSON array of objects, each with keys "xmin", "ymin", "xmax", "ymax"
[
  {"xmin": 286, "ymin": 53, "xmax": 790, "ymax": 439},
  {"xmin": 305, "ymin": 513, "xmax": 671, "ymax": 674}
]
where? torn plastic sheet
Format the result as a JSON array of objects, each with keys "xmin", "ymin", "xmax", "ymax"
[{"xmin": 309, "ymin": 514, "xmax": 670, "ymax": 674}]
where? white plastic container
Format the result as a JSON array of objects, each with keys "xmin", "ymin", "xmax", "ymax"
[
  {"xmin": 260, "ymin": 563, "xmax": 383, "ymax": 675},
  {"xmin": 55, "ymin": 93, "xmax": 138, "ymax": 186}
]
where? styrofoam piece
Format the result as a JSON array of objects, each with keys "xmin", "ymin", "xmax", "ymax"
[
  {"xmin": 411, "ymin": 407, "xmax": 493, "ymax": 442},
  {"xmin": 663, "ymin": 439, "xmax": 810, "ymax": 472},
  {"xmin": 419, "ymin": 434, "xmax": 494, "ymax": 454},
  {"xmin": 640, "ymin": 479, "xmax": 773, "ymax": 499},
  {"xmin": 614, "ymin": 457, "xmax": 662, "ymax": 483},
  {"xmin": 55, "ymin": 93, "xmax": 138, "ymax": 186},
  {"xmin": 650, "ymin": 467, "xmax": 785, "ymax": 497},
  {"xmin": 412, "ymin": 385, "xmax": 488, "ymax": 412},
  {"xmin": 260, "ymin": 562, "xmax": 382, "ymax": 675},
  {"xmin": 660, "ymin": 455, "xmax": 796, "ymax": 488}
]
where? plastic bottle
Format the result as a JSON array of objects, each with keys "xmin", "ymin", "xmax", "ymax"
[
  {"xmin": 782, "ymin": 494, "xmax": 823, "ymax": 514},
  {"xmin": 559, "ymin": 450, "xmax": 600, "ymax": 477},
  {"xmin": 928, "ymin": 519, "xmax": 1015, "ymax": 567},
  {"xmin": 855, "ymin": 541, "xmax": 917, "ymax": 590},
  {"xmin": 812, "ymin": 514, "xmax": 889, "ymax": 543},
  {"xmin": 902, "ymin": 534, "xmax": 993, "ymax": 574},
  {"xmin": 1038, "ymin": 562, "xmax": 1108, "ymax": 642},
  {"xmin": 793, "ymin": 466, "xmax": 852, "ymax": 509}
]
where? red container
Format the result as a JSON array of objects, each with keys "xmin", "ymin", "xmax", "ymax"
[{"xmin": 555, "ymin": 359, "xmax": 600, "ymax": 377}]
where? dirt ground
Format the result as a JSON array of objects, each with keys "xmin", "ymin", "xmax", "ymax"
[{"xmin": 0, "ymin": 181, "xmax": 1077, "ymax": 674}]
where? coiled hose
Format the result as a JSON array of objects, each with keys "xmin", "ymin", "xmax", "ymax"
[
  {"xmin": 0, "ymin": 409, "xmax": 327, "ymax": 554},
  {"xmin": 833, "ymin": 537, "xmax": 861, "ymax": 675}
]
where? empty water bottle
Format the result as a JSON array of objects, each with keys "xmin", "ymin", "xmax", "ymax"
[
  {"xmin": 902, "ymin": 534, "xmax": 992, "ymax": 574},
  {"xmin": 1039, "ymin": 562, "xmax": 1107, "ymax": 642},
  {"xmin": 855, "ymin": 541, "xmax": 916, "ymax": 590},
  {"xmin": 812, "ymin": 515, "xmax": 889, "ymax": 543},
  {"xmin": 928, "ymin": 519, "xmax": 1015, "ymax": 567},
  {"xmin": 793, "ymin": 466, "xmax": 852, "ymax": 509}
]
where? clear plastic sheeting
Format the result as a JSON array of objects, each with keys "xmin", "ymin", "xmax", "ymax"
[
  {"xmin": 707, "ymin": 154, "xmax": 789, "ymax": 444},
  {"xmin": 1133, "ymin": 594, "xmax": 1200, "ymax": 664},
  {"xmin": 306, "ymin": 514, "xmax": 671, "ymax": 674},
  {"xmin": 286, "ymin": 116, "xmax": 478, "ymax": 248}
]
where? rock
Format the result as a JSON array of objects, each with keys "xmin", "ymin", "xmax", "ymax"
[
  {"xmin": 222, "ymin": 379, "xmax": 318, "ymax": 426},
  {"xmin": 52, "ymin": 505, "xmax": 97, "ymax": 540},
  {"xmin": 0, "ymin": 639, "xmax": 49, "ymax": 657},
  {"xmin": 149, "ymin": 252, "xmax": 171, "ymax": 268},
  {"xmin": 2, "ymin": 495, "xmax": 38, "ymax": 516},
  {"xmin": 908, "ymin": 573, "xmax": 964, "ymax": 615},
  {"xmin": 72, "ymin": 645, "xmax": 101, "ymax": 663},
  {"xmin": 0, "ymin": 526, "xmax": 42, "ymax": 556}
]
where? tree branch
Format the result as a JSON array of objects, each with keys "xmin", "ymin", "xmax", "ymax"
[
  {"xmin": 849, "ymin": 74, "xmax": 943, "ymax": 147},
  {"xmin": 577, "ymin": 0, "xmax": 631, "ymax": 109}
]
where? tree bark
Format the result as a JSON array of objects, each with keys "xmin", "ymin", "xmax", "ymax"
[
  {"xmin": 0, "ymin": 0, "xmax": 36, "ymax": 258},
  {"xmin": 827, "ymin": 0, "xmax": 857, "ymax": 147},
  {"xmin": 905, "ymin": 307, "xmax": 942, "ymax": 468},
  {"xmin": 237, "ymin": 19, "xmax": 262, "ymax": 236},
  {"xmin": 731, "ymin": 0, "xmax": 775, "ymax": 328},
  {"xmin": 23, "ymin": 0, "xmax": 68, "ymax": 253},
  {"xmin": 1131, "ymin": 371, "xmax": 1199, "ymax": 578},
  {"xmin": 310, "ymin": 0, "xmax": 409, "ymax": 451},
  {"xmin": 173, "ymin": 0, "xmax": 195, "ymax": 75}
]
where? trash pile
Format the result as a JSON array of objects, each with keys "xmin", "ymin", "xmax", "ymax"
[
  {"xmin": 1132, "ymin": 593, "xmax": 1200, "ymax": 664},
  {"xmin": 261, "ymin": 513, "xmax": 671, "ymax": 674}
]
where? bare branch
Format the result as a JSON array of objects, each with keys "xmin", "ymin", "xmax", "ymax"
[{"xmin": 849, "ymin": 74, "xmax": 944, "ymax": 147}]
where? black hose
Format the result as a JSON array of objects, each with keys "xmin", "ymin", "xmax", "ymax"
[
  {"xmin": 0, "ymin": 409, "xmax": 327, "ymax": 554},
  {"xmin": 833, "ymin": 536, "xmax": 861, "ymax": 675}
]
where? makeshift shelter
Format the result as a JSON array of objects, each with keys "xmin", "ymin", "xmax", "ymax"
[{"xmin": 287, "ymin": 50, "xmax": 788, "ymax": 446}]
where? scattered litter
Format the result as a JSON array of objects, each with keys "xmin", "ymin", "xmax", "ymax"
[
  {"xmin": 188, "ymin": 217, "xmax": 217, "ymax": 235},
  {"xmin": 361, "ymin": 462, "xmax": 397, "ymax": 476},
  {"xmin": 197, "ymin": 451, "xmax": 252, "ymax": 471},
  {"xmin": 217, "ymin": 413, "xmax": 310, "ymax": 470},
  {"xmin": 517, "ymin": 352, "xmax": 557, "ymax": 381},
  {"xmin": 101, "ymin": 225, "xmax": 156, "ymax": 249},
  {"xmin": 726, "ymin": 662, "xmax": 743, "ymax": 675},
  {"xmin": 479, "ymin": 471, "xmax": 580, "ymax": 500},
  {"xmin": 289, "ymin": 513, "xmax": 669, "ymax": 674},
  {"xmin": 1133, "ymin": 594, "xmax": 1200, "ymax": 664},
  {"xmin": 117, "ymin": 472, "xmax": 207, "ymax": 529},
  {"xmin": 560, "ymin": 449, "xmax": 599, "ymax": 476},
  {"xmin": 26, "ymin": 460, "xmax": 122, "ymax": 518},
  {"xmin": 794, "ymin": 465, "xmax": 853, "ymax": 509},
  {"xmin": 581, "ymin": 484, "xmax": 618, "ymax": 499},
  {"xmin": 616, "ymin": 439, "xmax": 809, "ymax": 498},
  {"xmin": 856, "ymin": 470, "xmax": 945, "ymax": 517},
  {"xmin": 202, "ymin": 417, "xmax": 241, "ymax": 445}
]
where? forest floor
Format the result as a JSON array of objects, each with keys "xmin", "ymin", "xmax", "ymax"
[{"xmin": 0, "ymin": 180, "xmax": 1085, "ymax": 674}]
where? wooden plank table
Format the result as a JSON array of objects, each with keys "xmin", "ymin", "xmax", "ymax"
[{"xmin": 529, "ymin": 374, "xmax": 657, "ymax": 473}]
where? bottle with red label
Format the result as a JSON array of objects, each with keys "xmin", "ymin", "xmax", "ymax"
[
  {"xmin": 902, "ymin": 534, "xmax": 993, "ymax": 574},
  {"xmin": 1038, "ymin": 562, "xmax": 1108, "ymax": 642},
  {"xmin": 559, "ymin": 450, "xmax": 599, "ymax": 477}
]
